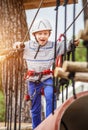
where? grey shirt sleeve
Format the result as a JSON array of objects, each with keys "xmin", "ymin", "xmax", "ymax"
[{"xmin": 56, "ymin": 39, "xmax": 72, "ymax": 56}]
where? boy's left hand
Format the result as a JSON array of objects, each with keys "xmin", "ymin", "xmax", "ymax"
[{"xmin": 74, "ymin": 39, "xmax": 80, "ymax": 46}]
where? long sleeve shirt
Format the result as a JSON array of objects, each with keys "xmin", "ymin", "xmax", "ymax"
[{"xmin": 23, "ymin": 40, "xmax": 71, "ymax": 81}]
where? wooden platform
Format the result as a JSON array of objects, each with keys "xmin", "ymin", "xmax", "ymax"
[{"xmin": 23, "ymin": 0, "xmax": 78, "ymax": 9}]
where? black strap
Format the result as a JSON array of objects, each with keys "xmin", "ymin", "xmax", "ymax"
[{"xmin": 34, "ymin": 45, "xmax": 41, "ymax": 59}]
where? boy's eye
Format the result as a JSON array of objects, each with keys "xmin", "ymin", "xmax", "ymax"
[
  {"xmin": 38, "ymin": 33, "xmax": 42, "ymax": 35},
  {"xmin": 44, "ymin": 33, "xmax": 47, "ymax": 35},
  {"xmin": 39, "ymin": 33, "xmax": 48, "ymax": 35}
]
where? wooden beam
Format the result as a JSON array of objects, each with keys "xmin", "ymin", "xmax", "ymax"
[
  {"xmin": 54, "ymin": 67, "xmax": 88, "ymax": 82},
  {"xmin": 23, "ymin": 0, "xmax": 78, "ymax": 10},
  {"xmin": 62, "ymin": 61, "xmax": 88, "ymax": 72},
  {"xmin": 54, "ymin": 61, "xmax": 88, "ymax": 82}
]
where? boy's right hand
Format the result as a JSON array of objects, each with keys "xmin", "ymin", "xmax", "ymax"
[
  {"xmin": 13, "ymin": 42, "xmax": 22, "ymax": 49},
  {"xmin": 13, "ymin": 42, "xmax": 25, "ymax": 49}
]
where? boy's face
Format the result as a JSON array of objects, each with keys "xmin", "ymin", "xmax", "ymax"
[{"xmin": 34, "ymin": 30, "xmax": 50, "ymax": 46}]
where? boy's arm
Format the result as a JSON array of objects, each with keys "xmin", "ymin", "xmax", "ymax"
[{"xmin": 56, "ymin": 38, "xmax": 80, "ymax": 56}]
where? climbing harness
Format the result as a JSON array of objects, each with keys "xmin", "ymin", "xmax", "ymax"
[
  {"xmin": 24, "ymin": 68, "xmax": 54, "ymax": 102},
  {"xmin": 24, "ymin": 69, "xmax": 53, "ymax": 80}
]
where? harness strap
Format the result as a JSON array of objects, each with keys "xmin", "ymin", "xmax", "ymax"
[{"xmin": 24, "ymin": 69, "xmax": 53, "ymax": 80}]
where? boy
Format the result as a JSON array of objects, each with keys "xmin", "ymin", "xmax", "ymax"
[{"xmin": 13, "ymin": 19, "xmax": 79, "ymax": 129}]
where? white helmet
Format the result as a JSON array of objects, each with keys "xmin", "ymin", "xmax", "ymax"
[{"xmin": 31, "ymin": 19, "xmax": 52, "ymax": 34}]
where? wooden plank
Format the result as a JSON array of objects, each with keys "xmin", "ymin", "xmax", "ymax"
[{"xmin": 23, "ymin": 0, "xmax": 78, "ymax": 10}]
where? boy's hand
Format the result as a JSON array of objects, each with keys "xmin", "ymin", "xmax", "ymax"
[
  {"xmin": 13, "ymin": 42, "xmax": 22, "ymax": 49},
  {"xmin": 13, "ymin": 42, "xmax": 25, "ymax": 49},
  {"xmin": 74, "ymin": 39, "xmax": 80, "ymax": 46}
]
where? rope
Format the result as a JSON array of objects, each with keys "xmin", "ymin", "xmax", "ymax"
[
  {"xmin": 18, "ymin": 52, "xmax": 23, "ymax": 130},
  {"xmin": 55, "ymin": 0, "xmax": 71, "ymax": 108},
  {"xmin": 9, "ymin": 58, "xmax": 13, "ymax": 130},
  {"xmin": 70, "ymin": 0, "xmax": 76, "ymax": 99},
  {"xmin": 4, "ymin": 60, "xmax": 9, "ymax": 128},
  {"xmin": 63, "ymin": 0, "xmax": 68, "ymax": 61},
  {"xmin": 14, "ymin": 55, "xmax": 19, "ymax": 130},
  {"xmin": 22, "ymin": 0, "xmax": 44, "ymax": 43},
  {"xmin": 59, "ymin": 1, "xmax": 88, "ymax": 100},
  {"xmin": 52, "ymin": 0, "xmax": 60, "ymax": 115},
  {"xmin": 19, "ymin": 0, "xmax": 44, "ymax": 60},
  {"xmin": 64, "ymin": 1, "xmax": 88, "ymax": 34}
]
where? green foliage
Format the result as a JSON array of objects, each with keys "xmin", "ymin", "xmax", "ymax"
[
  {"xmin": 75, "ymin": 41, "xmax": 86, "ymax": 61},
  {"xmin": 0, "ymin": 91, "xmax": 5, "ymax": 122}
]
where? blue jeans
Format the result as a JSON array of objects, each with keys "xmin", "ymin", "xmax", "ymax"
[{"xmin": 28, "ymin": 78, "xmax": 56, "ymax": 129}]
